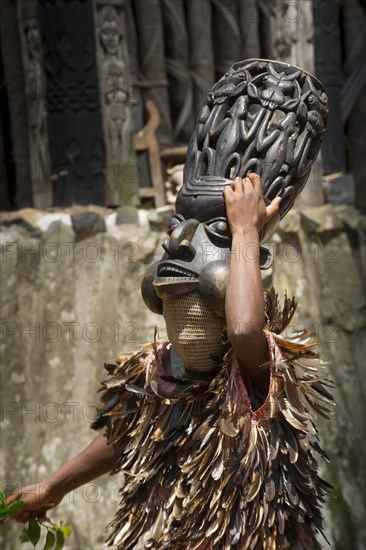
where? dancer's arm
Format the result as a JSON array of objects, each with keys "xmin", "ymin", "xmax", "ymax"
[
  {"xmin": 223, "ymin": 174, "xmax": 281, "ymax": 391},
  {"xmin": 4, "ymin": 432, "xmax": 117, "ymax": 523}
]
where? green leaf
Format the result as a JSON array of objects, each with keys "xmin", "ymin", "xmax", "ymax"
[
  {"xmin": 19, "ymin": 527, "xmax": 29, "ymax": 543},
  {"xmin": 45, "ymin": 518, "xmax": 57, "ymax": 529},
  {"xmin": 0, "ymin": 499, "xmax": 24, "ymax": 522},
  {"xmin": 61, "ymin": 525, "xmax": 71, "ymax": 539},
  {"xmin": 0, "ymin": 499, "xmax": 24, "ymax": 517},
  {"xmin": 43, "ymin": 529, "xmax": 56, "ymax": 550},
  {"xmin": 27, "ymin": 517, "xmax": 41, "ymax": 548},
  {"xmin": 55, "ymin": 528, "xmax": 65, "ymax": 550},
  {"xmin": 0, "ymin": 491, "xmax": 5, "ymax": 507}
]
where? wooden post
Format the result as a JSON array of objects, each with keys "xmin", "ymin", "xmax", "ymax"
[
  {"xmin": 134, "ymin": 0, "xmax": 173, "ymax": 148},
  {"xmin": 240, "ymin": 0, "xmax": 261, "ymax": 59},
  {"xmin": 162, "ymin": 0, "xmax": 194, "ymax": 143},
  {"xmin": 186, "ymin": 0, "xmax": 215, "ymax": 121},
  {"xmin": 313, "ymin": 0, "xmax": 346, "ymax": 175},
  {"xmin": 93, "ymin": 0, "xmax": 139, "ymax": 206},
  {"xmin": 0, "ymin": 0, "xmax": 41, "ymax": 208},
  {"xmin": 341, "ymin": 0, "xmax": 366, "ymax": 213},
  {"xmin": 18, "ymin": 0, "xmax": 51, "ymax": 208},
  {"xmin": 271, "ymin": 0, "xmax": 325, "ymax": 207},
  {"xmin": 39, "ymin": 0, "xmax": 105, "ymax": 206},
  {"xmin": 211, "ymin": 0, "xmax": 241, "ymax": 78}
]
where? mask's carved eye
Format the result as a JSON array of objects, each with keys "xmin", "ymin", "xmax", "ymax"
[
  {"xmin": 205, "ymin": 218, "xmax": 231, "ymax": 242},
  {"xmin": 211, "ymin": 220, "xmax": 228, "ymax": 233},
  {"xmin": 168, "ymin": 214, "xmax": 185, "ymax": 234}
]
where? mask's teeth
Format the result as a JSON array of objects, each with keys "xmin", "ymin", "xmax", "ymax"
[{"xmin": 159, "ymin": 265, "xmax": 195, "ymax": 278}]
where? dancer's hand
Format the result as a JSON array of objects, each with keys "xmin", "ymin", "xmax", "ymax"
[
  {"xmin": 223, "ymin": 173, "xmax": 281, "ymax": 235},
  {"xmin": 4, "ymin": 480, "xmax": 65, "ymax": 523}
]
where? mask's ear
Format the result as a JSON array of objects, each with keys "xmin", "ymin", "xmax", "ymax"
[
  {"xmin": 248, "ymin": 82, "xmax": 259, "ymax": 99},
  {"xmin": 259, "ymin": 246, "xmax": 273, "ymax": 270},
  {"xmin": 141, "ymin": 261, "xmax": 163, "ymax": 315},
  {"xmin": 198, "ymin": 261, "xmax": 229, "ymax": 318}
]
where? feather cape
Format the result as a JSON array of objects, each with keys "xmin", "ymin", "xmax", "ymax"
[{"xmin": 92, "ymin": 289, "xmax": 334, "ymax": 549}]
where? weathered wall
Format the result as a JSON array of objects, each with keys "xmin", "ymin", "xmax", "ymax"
[
  {"xmin": 0, "ymin": 206, "xmax": 169, "ymax": 549},
  {"xmin": 0, "ymin": 205, "xmax": 365, "ymax": 549},
  {"xmin": 267, "ymin": 205, "xmax": 365, "ymax": 550}
]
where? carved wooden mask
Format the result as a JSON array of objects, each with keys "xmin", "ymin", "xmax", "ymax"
[{"xmin": 142, "ymin": 59, "xmax": 328, "ymax": 316}]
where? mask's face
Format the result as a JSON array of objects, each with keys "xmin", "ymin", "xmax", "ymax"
[
  {"xmin": 141, "ymin": 194, "xmax": 230, "ymax": 316},
  {"xmin": 141, "ymin": 178, "xmax": 272, "ymax": 317}
]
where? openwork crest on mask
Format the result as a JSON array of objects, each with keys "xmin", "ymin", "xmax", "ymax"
[{"xmin": 181, "ymin": 59, "xmax": 328, "ymax": 238}]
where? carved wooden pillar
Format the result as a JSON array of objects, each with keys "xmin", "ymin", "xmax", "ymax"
[
  {"xmin": 93, "ymin": 0, "xmax": 139, "ymax": 206},
  {"xmin": 186, "ymin": 0, "xmax": 215, "ymax": 121},
  {"xmin": 125, "ymin": 0, "xmax": 143, "ymax": 133},
  {"xmin": 211, "ymin": 0, "xmax": 241, "ymax": 78},
  {"xmin": 240, "ymin": 0, "xmax": 261, "ymax": 59},
  {"xmin": 270, "ymin": 0, "xmax": 313, "ymax": 68},
  {"xmin": 257, "ymin": 0, "xmax": 274, "ymax": 59},
  {"xmin": 133, "ymin": 0, "xmax": 173, "ymax": 148},
  {"xmin": 313, "ymin": 0, "xmax": 346, "ymax": 175},
  {"xmin": 39, "ymin": 0, "xmax": 105, "ymax": 206},
  {"xmin": 124, "ymin": 0, "xmax": 151, "ymax": 189},
  {"xmin": 0, "ymin": 46, "xmax": 14, "ymax": 210},
  {"xmin": 162, "ymin": 0, "xmax": 194, "ymax": 143},
  {"xmin": 342, "ymin": 0, "xmax": 366, "ymax": 213},
  {"xmin": 18, "ymin": 0, "xmax": 51, "ymax": 209},
  {"xmin": 0, "ymin": 1, "xmax": 33, "ymax": 208},
  {"xmin": 270, "ymin": 0, "xmax": 325, "ymax": 207}
]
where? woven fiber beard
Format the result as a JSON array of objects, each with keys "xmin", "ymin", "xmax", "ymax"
[{"xmin": 162, "ymin": 292, "xmax": 226, "ymax": 372}]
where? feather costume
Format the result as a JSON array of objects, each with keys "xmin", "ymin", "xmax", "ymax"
[{"xmin": 92, "ymin": 289, "xmax": 334, "ymax": 550}]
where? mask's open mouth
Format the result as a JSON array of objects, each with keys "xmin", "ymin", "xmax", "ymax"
[
  {"xmin": 154, "ymin": 262, "xmax": 199, "ymax": 298},
  {"xmin": 158, "ymin": 263, "xmax": 196, "ymax": 278}
]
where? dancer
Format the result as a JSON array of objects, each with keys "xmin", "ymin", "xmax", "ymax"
[{"xmin": 5, "ymin": 60, "xmax": 333, "ymax": 549}]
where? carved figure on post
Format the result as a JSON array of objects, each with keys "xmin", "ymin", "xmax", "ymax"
[{"xmin": 96, "ymin": 3, "xmax": 138, "ymax": 205}]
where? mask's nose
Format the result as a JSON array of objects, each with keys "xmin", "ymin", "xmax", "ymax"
[{"xmin": 162, "ymin": 219, "xmax": 199, "ymax": 260}]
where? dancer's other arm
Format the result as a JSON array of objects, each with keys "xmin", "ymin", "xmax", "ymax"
[{"xmin": 4, "ymin": 432, "xmax": 117, "ymax": 523}]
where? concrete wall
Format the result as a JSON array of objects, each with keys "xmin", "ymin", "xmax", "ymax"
[
  {"xmin": 0, "ymin": 204, "xmax": 365, "ymax": 549},
  {"xmin": 267, "ymin": 205, "xmax": 365, "ymax": 550}
]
